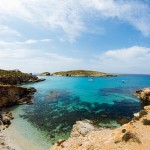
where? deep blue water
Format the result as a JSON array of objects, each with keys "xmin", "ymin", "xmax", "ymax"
[{"xmin": 11, "ymin": 74, "xmax": 150, "ymax": 147}]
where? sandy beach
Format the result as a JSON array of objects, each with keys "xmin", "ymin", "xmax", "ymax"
[{"xmin": 0, "ymin": 108, "xmax": 50, "ymax": 150}]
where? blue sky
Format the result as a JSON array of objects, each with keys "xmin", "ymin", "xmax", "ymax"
[{"xmin": 0, "ymin": 0, "xmax": 150, "ymax": 74}]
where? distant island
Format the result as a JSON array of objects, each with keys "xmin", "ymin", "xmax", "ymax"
[
  {"xmin": 51, "ymin": 70, "xmax": 117, "ymax": 77},
  {"xmin": 39, "ymin": 72, "xmax": 51, "ymax": 76}
]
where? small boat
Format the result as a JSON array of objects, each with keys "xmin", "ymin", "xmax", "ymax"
[
  {"xmin": 122, "ymin": 80, "xmax": 125, "ymax": 83},
  {"xmin": 88, "ymin": 78, "xmax": 94, "ymax": 82}
]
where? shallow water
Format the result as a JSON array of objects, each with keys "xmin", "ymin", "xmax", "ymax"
[{"xmin": 10, "ymin": 74, "xmax": 150, "ymax": 149}]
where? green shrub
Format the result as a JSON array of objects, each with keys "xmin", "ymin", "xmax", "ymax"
[
  {"xmin": 122, "ymin": 132, "xmax": 141, "ymax": 144},
  {"xmin": 143, "ymin": 119, "xmax": 150, "ymax": 125},
  {"xmin": 139, "ymin": 110, "xmax": 148, "ymax": 118}
]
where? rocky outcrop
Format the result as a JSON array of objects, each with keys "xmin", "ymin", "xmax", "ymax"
[
  {"xmin": 0, "ymin": 76, "xmax": 45, "ymax": 85},
  {"xmin": 0, "ymin": 111, "xmax": 14, "ymax": 129},
  {"xmin": 70, "ymin": 120, "xmax": 100, "ymax": 138},
  {"xmin": 39, "ymin": 72, "xmax": 51, "ymax": 76},
  {"xmin": 51, "ymin": 106, "xmax": 150, "ymax": 150},
  {"xmin": 134, "ymin": 88, "xmax": 150, "ymax": 101},
  {"xmin": 0, "ymin": 84, "xmax": 36, "ymax": 107},
  {"xmin": 0, "ymin": 69, "xmax": 45, "ymax": 85}
]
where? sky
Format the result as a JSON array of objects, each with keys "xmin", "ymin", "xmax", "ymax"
[{"xmin": 0, "ymin": 0, "xmax": 150, "ymax": 74}]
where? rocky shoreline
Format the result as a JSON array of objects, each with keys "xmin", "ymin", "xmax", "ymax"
[
  {"xmin": 51, "ymin": 87, "xmax": 150, "ymax": 150},
  {"xmin": 0, "ymin": 70, "xmax": 150, "ymax": 150},
  {"xmin": 134, "ymin": 88, "xmax": 150, "ymax": 101},
  {"xmin": 0, "ymin": 69, "xmax": 46, "ymax": 150}
]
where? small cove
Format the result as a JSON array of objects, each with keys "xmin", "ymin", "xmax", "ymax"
[{"xmin": 9, "ymin": 75, "xmax": 150, "ymax": 149}]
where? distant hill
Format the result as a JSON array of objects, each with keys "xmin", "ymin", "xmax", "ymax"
[
  {"xmin": 52, "ymin": 70, "xmax": 117, "ymax": 77},
  {"xmin": 0, "ymin": 69, "xmax": 45, "ymax": 85},
  {"xmin": 39, "ymin": 72, "xmax": 51, "ymax": 76}
]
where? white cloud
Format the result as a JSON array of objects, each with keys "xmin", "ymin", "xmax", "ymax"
[
  {"xmin": 0, "ymin": 39, "xmax": 51, "ymax": 47},
  {"xmin": 24, "ymin": 39, "xmax": 51, "ymax": 44},
  {"xmin": 0, "ymin": 49, "xmax": 32, "ymax": 58},
  {"xmin": 40, "ymin": 39, "xmax": 51, "ymax": 42},
  {"xmin": 0, "ymin": 0, "xmax": 149, "ymax": 41},
  {"xmin": 0, "ymin": 0, "xmax": 86, "ymax": 42},
  {"xmin": 0, "ymin": 25, "xmax": 21, "ymax": 37},
  {"xmin": 45, "ymin": 53, "xmax": 81, "ymax": 62},
  {"xmin": 0, "ymin": 39, "xmax": 81, "ymax": 72},
  {"xmin": 91, "ymin": 46, "xmax": 150, "ymax": 73},
  {"xmin": 84, "ymin": 0, "xmax": 150, "ymax": 36}
]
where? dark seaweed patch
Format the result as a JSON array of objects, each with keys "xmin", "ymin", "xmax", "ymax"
[{"xmin": 20, "ymin": 89, "xmax": 144, "ymax": 144}]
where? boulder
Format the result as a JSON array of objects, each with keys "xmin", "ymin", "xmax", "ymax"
[
  {"xmin": 0, "ymin": 85, "xmax": 36, "ymax": 107},
  {"xmin": 134, "ymin": 88, "xmax": 150, "ymax": 101},
  {"xmin": 71, "ymin": 120, "xmax": 99, "ymax": 137}
]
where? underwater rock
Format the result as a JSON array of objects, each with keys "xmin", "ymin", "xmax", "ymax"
[{"xmin": 46, "ymin": 91, "xmax": 58, "ymax": 103}]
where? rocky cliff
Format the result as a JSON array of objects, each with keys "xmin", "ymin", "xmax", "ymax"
[
  {"xmin": 0, "ymin": 69, "xmax": 40, "ymax": 128},
  {"xmin": 0, "ymin": 84, "xmax": 36, "ymax": 107},
  {"xmin": 134, "ymin": 88, "xmax": 150, "ymax": 101},
  {"xmin": 0, "ymin": 69, "xmax": 45, "ymax": 85}
]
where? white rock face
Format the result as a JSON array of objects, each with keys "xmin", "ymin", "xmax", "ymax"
[
  {"xmin": 133, "ymin": 112, "xmax": 140, "ymax": 118},
  {"xmin": 71, "ymin": 120, "xmax": 99, "ymax": 137}
]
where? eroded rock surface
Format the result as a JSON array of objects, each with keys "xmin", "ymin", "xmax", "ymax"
[
  {"xmin": 0, "ymin": 84, "xmax": 36, "ymax": 107},
  {"xmin": 0, "ymin": 69, "xmax": 45, "ymax": 85},
  {"xmin": 134, "ymin": 88, "xmax": 150, "ymax": 101}
]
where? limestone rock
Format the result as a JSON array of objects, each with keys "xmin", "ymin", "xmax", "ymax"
[
  {"xmin": 71, "ymin": 120, "xmax": 99, "ymax": 137},
  {"xmin": 134, "ymin": 88, "xmax": 150, "ymax": 101},
  {"xmin": 0, "ymin": 85, "xmax": 36, "ymax": 107}
]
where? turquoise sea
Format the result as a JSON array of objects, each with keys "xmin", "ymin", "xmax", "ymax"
[{"xmin": 10, "ymin": 74, "xmax": 150, "ymax": 149}]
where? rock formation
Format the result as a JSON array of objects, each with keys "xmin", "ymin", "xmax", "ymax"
[
  {"xmin": 134, "ymin": 88, "xmax": 150, "ymax": 101},
  {"xmin": 0, "ymin": 84, "xmax": 36, "ymax": 107},
  {"xmin": 0, "ymin": 69, "xmax": 45, "ymax": 85},
  {"xmin": 51, "ymin": 106, "xmax": 150, "ymax": 150}
]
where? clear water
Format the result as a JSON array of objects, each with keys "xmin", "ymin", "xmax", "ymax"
[{"xmin": 10, "ymin": 74, "xmax": 150, "ymax": 149}]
